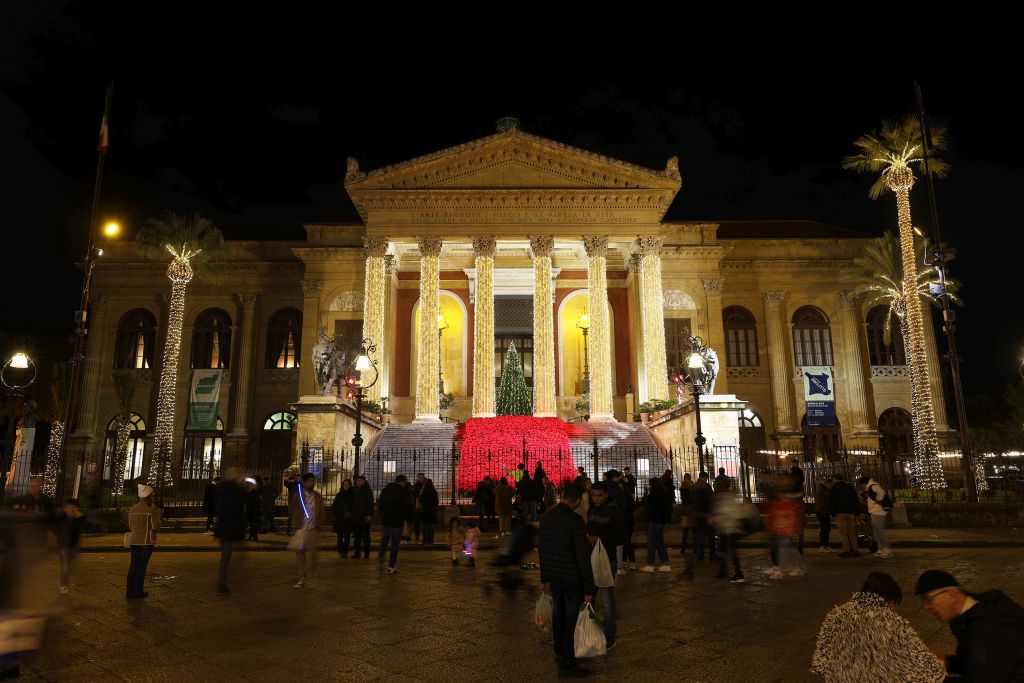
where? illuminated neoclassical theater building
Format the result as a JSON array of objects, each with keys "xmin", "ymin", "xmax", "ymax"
[{"xmin": 72, "ymin": 122, "xmax": 950, "ymax": 485}]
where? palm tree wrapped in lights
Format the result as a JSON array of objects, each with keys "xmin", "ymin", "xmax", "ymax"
[
  {"xmin": 110, "ymin": 370, "xmax": 136, "ymax": 494},
  {"xmin": 41, "ymin": 362, "xmax": 70, "ymax": 496},
  {"xmin": 138, "ymin": 213, "xmax": 224, "ymax": 488},
  {"xmin": 844, "ymin": 117, "xmax": 949, "ymax": 490}
]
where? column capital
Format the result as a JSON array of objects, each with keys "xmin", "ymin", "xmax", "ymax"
[
  {"xmin": 702, "ymin": 279, "xmax": 724, "ymax": 297},
  {"xmin": 472, "ymin": 236, "xmax": 497, "ymax": 257},
  {"xmin": 763, "ymin": 291, "xmax": 787, "ymax": 309},
  {"xmin": 301, "ymin": 280, "xmax": 323, "ymax": 296},
  {"xmin": 635, "ymin": 235, "xmax": 664, "ymax": 254},
  {"xmin": 417, "ymin": 236, "xmax": 443, "ymax": 257},
  {"xmin": 582, "ymin": 235, "xmax": 609, "ymax": 258},
  {"xmin": 363, "ymin": 236, "xmax": 390, "ymax": 258},
  {"xmin": 837, "ymin": 290, "xmax": 859, "ymax": 308},
  {"xmin": 384, "ymin": 254, "xmax": 397, "ymax": 274},
  {"xmin": 238, "ymin": 293, "xmax": 259, "ymax": 308},
  {"xmin": 627, "ymin": 253, "xmax": 642, "ymax": 272},
  {"xmin": 529, "ymin": 235, "xmax": 554, "ymax": 258}
]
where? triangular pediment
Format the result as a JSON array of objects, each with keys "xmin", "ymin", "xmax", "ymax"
[{"xmin": 345, "ymin": 129, "xmax": 681, "ymax": 192}]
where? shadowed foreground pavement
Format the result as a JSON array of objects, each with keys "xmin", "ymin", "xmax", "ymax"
[{"xmin": 13, "ymin": 546, "xmax": 1024, "ymax": 682}]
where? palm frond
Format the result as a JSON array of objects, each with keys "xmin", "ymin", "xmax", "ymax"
[
  {"xmin": 136, "ymin": 212, "xmax": 226, "ymax": 279},
  {"xmin": 845, "ymin": 115, "xmax": 950, "ymax": 198}
]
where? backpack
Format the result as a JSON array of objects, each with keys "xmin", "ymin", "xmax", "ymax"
[{"xmin": 868, "ymin": 483, "xmax": 893, "ymax": 512}]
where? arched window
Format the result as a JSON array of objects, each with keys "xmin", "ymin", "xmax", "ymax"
[
  {"xmin": 866, "ymin": 306, "xmax": 907, "ymax": 366},
  {"xmin": 103, "ymin": 413, "xmax": 147, "ymax": 483},
  {"xmin": 182, "ymin": 416, "xmax": 224, "ymax": 480},
  {"xmin": 738, "ymin": 408, "xmax": 767, "ymax": 465},
  {"xmin": 878, "ymin": 407, "xmax": 913, "ymax": 458},
  {"xmin": 191, "ymin": 309, "xmax": 232, "ymax": 369},
  {"xmin": 263, "ymin": 411, "xmax": 296, "ymax": 430},
  {"xmin": 114, "ymin": 309, "xmax": 157, "ymax": 369},
  {"xmin": 723, "ymin": 306, "xmax": 759, "ymax": 367},
  {"xmin": 266, "ymin": 308, "xmax": 302, "ymax": 369},
  {"xmin": 792, "ymin": 306, "xmax": 834, "ymax": 367}
]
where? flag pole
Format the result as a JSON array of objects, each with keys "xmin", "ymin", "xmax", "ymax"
[{"xmin": 57, "ymin": 82, "xmax": 113, "ymax": 502}]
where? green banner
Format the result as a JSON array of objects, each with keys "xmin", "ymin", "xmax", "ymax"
[{"xmin": 188, "ymin": 370, "xmax": 222, "ymax": 430}]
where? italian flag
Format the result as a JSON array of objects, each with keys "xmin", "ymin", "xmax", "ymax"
[{"xmin": 96, "ymin": 86, "xmax": 111, "ymax": 154}]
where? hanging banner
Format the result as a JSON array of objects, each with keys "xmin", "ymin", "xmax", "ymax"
[
  {"xmin": 188, "ymin": 370, "xmax": 223, "ymax": 430},
  {"xmin": 802, "ymin": 365, "xmax": 837, "ymax": 427}
]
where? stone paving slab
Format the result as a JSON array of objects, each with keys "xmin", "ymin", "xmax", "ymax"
[{"xmin": 9, "ymin": 545, "xmax": 1024, "ymax": 681}]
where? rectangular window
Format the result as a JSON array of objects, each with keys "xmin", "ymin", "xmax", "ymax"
[
  {"xmin": 664, "ymin": 318, "xmax": 692, "ymax": 374},
  {"xmin": 726, "ymin": 328, "xmax": 758, "ymax": 367}
]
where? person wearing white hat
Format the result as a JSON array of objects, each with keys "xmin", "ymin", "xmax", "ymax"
[{"xmin": 126, "ymin": 484, "xmax": 162, "ymax": 599}]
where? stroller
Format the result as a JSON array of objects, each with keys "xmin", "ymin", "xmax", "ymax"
[
  {"xmin": 856, "ymin": 517, "xmax": 879, "ymax": 554},
  {"xmin": 491, "ymin": 522, "xmax": 539, "ymax": 590}
]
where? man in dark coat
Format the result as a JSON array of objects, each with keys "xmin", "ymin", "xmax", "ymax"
[
  {"xmin": 202, "ymin": 476, "xmax": 221, "ymax": 534},
  {"xmin": 622, "ymin": 467, "xmax": 638, "ymax": 498},
  {"xmin": 349, "ymin": 475, "xmax": 375, "ymax": 559},
  {"xmin": 214, "ymin": 469, "xmax": 247, "ymax": 595},
  {"xmin": 916, "ymin": 569, "xmax": 1024, "ymax": 681},
  {"xmin": 692, "ymin": 472, "xmax": 718, "ymax": 561},
  {"xmin": 587, "ymin": 482, "xmax": 626, "ymax": 648},
  {"xmin": 377, "ymin": 475, "xmax": 412, "ymax": 573},
  {"xmin": 517, "ymin": 470, "xmax": 538, "ymax": 521},
  {"xmin": 828, "ymin": 472, "xmax": 862, "ymax": 557},
  {"xmin": 539, "ymin": 483, "xmax": 595, "ymax": 679},
  {"xmin": 472, "ymin": 477, "xmax": 492, "ymax": 531}
]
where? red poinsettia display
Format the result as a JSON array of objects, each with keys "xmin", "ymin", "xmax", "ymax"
[{"xmin": 457, "ymin": 416, "xmax": 578, "ymax": 491}]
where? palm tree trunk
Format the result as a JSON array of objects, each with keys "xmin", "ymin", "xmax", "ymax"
[
  {"xmin": 42, "ymin": 420, "xmax": 65, "ymax": 496},
  {"xmin": 112, "ymin": 417, "xmax": 130, "ymax": 494},
  {"xmin": 894, "ymin": 186, "xmax": 944, "ymax": 489},
  {"xmin": 149, "ymin": 273, "xmax": 189, "ymax": 487}
]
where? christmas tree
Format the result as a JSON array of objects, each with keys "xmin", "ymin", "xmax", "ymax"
[{"xmin": 496, "ymin": 342, "xmax": 532, "ymax": 416}]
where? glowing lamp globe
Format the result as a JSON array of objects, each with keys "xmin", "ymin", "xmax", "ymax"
[
  {"xmin": 688, "ymin": 352, "xmax": 704, "ymax": 369},
  {"xmin": 10, "ymin": 352, "xmax": 29, "ymax": 369},
  {"xmin": 355, "ymin": 354, "xmax": 371, "ymax": 372}
]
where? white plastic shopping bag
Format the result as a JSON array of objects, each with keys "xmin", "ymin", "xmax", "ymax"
[
  {"xmin": 534, "ymin": 591, "xmax": 553, "ymax": 631},
  {"xmin": 591, "ymin": 540, "xmax": 615, "ymax": 587},
  {"xmin": 574, "ymin": 603, "xmax": 607, "ymax": 659}
]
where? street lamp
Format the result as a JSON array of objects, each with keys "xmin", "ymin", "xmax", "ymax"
[
  {"xmin": 676, "ymin": 335, "xmax": 716, "ymax": 475},
  {"xmin": 1, "ymin": 351, "xmax": 38, "ymax": 498},
  {"xmin": 437, "ymin": 314, "xmax": 449, "ymax": 395},
  {"xmin": 344, "ymin": 339, "xmax": 378, "ymax": 479},
  {"xmin": 576, "ymin": 312, "xmax": 591, "ymax": 395}
]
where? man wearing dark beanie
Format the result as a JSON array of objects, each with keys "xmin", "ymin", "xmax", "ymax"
[{"xmin": 915, "ymin": 569, "xmax": 1024, "ymax": 681}]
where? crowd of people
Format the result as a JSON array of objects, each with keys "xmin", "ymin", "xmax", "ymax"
[{"xmin": 4, "ymin": 467, "xmax": 1024, "ymax": 680}]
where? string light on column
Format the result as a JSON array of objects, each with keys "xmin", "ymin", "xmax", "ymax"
[
  {"xmin": 111, "ymin": 418, "xmax": 130, "ymax": 494},
  {"xmin": 583, "ymin": 235, "xmax": 613, "ymax": 419},
  {"xmin": 637, "ymin": 235, "xmax": 668, "ymax": 400},
  {"xmin": 530, "ymin": 235, "xmax": 556, "ymax": 416},
  {"xmin": 472, "ymin": 236, "xmax": 496, "ymax": 417},
  {"xmin": 362, "ymin": 236, "xmax": 389, "ymax": 404},
  {"xmin": 415, "ymin": 237, "xmax": 442, "ymax": 419}
]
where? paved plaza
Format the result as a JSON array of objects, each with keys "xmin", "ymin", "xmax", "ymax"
[{"xmin": 11, "ymin": 543, "xmax": 1024, "ymax": 682}]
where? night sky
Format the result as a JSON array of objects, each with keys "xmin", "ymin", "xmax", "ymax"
[{"xmin": 2, "ymin": 3, "xmax": 1020, "ymax": 400}]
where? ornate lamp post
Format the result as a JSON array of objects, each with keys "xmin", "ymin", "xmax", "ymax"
[
  {"xmin": 1, "ymin": 352, "xmax": 38, "ymax": 498},
  {"xmin": 344, "ymin": 339, "xmax": 378, "ymax": 479},
  {"xmin": 678, "ymin": 335, "xmax": 716, "ymax": 475},
  {"xmin": 576, "ymin": 311, "xmax": 591, "ymax": 395},
  {"xmin": 437, "ymin": 314, "xmax": 449, "ymax": 395}
]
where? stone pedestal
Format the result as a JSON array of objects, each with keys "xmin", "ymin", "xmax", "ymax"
[
  {"xmin": 8, "ymin": 427, "xmax": 36, "ymax": 496},
  {"xmin": 680, "ymin": 394, "xmax": 746, "ymax": 449},
  {"xmin": 291, "ymin": 395, "xmax": 382, "ymax": 481}
]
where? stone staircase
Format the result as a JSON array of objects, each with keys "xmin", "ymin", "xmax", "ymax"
[
  {"xmin": 367, "ymin": 422, "xmax": 458, "ymax": 454},
  {"xmin": 567, "ymin": 420, "xmax": 663, "ymax": 453}
]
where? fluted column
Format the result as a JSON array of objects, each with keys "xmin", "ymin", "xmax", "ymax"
[
  {"xmin": 472, "ymin": 236, "xmax": 497, "ymax": 417},
  {"xmin": 637, "ymin": 236, "xmax": 668, "ymax": 401},
  {"xmin": 837, "ymin": 291, "xmax": 872, "ymax": 432},
  {"xmin": 764, "ymin": 291, "xmax": 796, "ymax": 434},
  {"xmin": 75, "ymin": 294, "xmax": 111, "ymax": 437},
  {"xmin": 298, "ymin": 280, "xmax": 322, "ymax": 396},
  {"xmin": 530, "ymin": 235, "xmax": 556, "ymax": 417},
  {"xmin": 583, "ymin": 236, "xmax": 614, "ymax": 421},
  {"xmin": 702, "ymin": 278, "xmax": 728, "ymax": 395},
  {"xmin": 923, "ymin": 315, "xmax": 950, "ymax": 431},
  {"xmin": 361, "ymin": 236, "xmax": 389, "ymax": 403},
  {"xmin": 229, "ymin": 293, "xmax": 258, "ymax": 437},
  {"xmin": 414, "ymin": 237, "xmax": 443, "ymax": 421}
]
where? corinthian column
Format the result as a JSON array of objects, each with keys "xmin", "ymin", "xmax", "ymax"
[
  {"xmin": 583, "ymin": 236, "xmax": 614, "ymax": 421},
  {"xmin": 229, "ymin": 293, "xmax": 259, "ymax": 437},
  {"xmin": 530, "ymin": 235, "xmax": 556, "ymax": 417},
  {"xmin": 74, "ymin": 294, "xmax": 111, "ymax": 438},
  {"xmin": 414, "ymin": 237, "xmax": 443, "ymax": 422},
  {"xmin": 361, "ymin": 236, "xmax": 389, "ymax": 403},
  {"xmin": 472, "ymin": 236, "xmax": 497, "ymax": 417},
  {"xmin": 637, "ymin": 236, "xmax": 668, "ymax": 401},
  {"xmin": 837, "ymin": 291, "xmax": 872, "ymax": 433},
  {"xmin": 764, "ymin": 291, "xmax": 796, "ymax": 434},
  {"xmin": 702, "ymin": 278, "xmax": 728, "ymax": 395}
]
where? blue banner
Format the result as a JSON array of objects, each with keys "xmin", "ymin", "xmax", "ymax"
[{"xmin": 802, "ymin": 365, "xmax": 837, "ymax": 427}]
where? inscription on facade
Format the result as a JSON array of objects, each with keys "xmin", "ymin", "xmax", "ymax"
[{"xmin": 383, "ymin": 209, "xmax": 642, "ymax": 225}]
